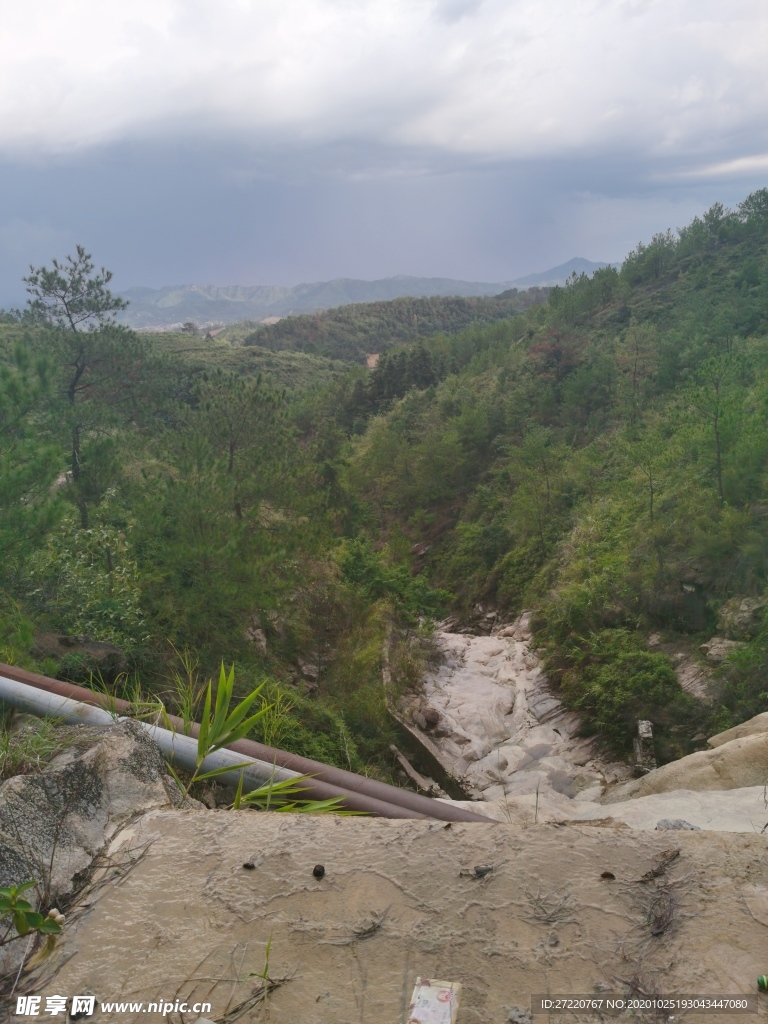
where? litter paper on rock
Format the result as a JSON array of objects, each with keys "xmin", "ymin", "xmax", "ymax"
[{"xmin": 407, "ymin": 977, "xmax": 461, "ymax": 1024}]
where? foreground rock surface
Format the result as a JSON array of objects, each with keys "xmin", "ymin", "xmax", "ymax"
[
  {"xmin": 0, "ymin": 721, "xmax": 180, "ymax": 979},
  {"xmin": 39, "ymin": 811, "xmax": 768, "ymax": 1023}
]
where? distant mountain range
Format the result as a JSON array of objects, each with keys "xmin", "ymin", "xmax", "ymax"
[
  {"xmin": 118, "ymin": 259, "xmax": 613, "ymax": 329},
  {"xmin": 509, "ymin": 257, "xmax": 617, "ymax": 288}
]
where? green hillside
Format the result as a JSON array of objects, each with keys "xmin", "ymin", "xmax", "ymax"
[
  {"xmin": 142, "ymin": 330, "xmax": 345, "ymax": 391},
  {"xmin": 2, "ymin": 191, "xmax": 768, "ymax": 776},
  {"xmin": 244, "ymin": 290, "xmax": 548, "ymax": 362},
  {"xmin": 339, "ymin": 191, "xmax": 768, "ymax": 756}
]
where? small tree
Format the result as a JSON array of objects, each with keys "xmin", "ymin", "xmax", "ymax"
[
  {"xmin": 191, "ymin": 369, "xmax": 291, "ymax": 517},
  {"xmin": 24, "ymin": 247, "xmax": 146, "ymax": 527},
  {"xmin": 687, "ymin": 354, "xmax": 740, "ymax": 507},
  {"xmin": 24, "ymin": 246, "xmax": 126, "ymax": 333}
]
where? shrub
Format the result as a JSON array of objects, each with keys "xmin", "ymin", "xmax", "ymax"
[
  {"xmin": 249, "ymin": 683, "xmax": 363, "ymax": 772},
  {"xmin": 557, "ymin": 629, "xmax": 695, "ymax": 753},
  {"xmin": 339, "ymin": 538, "xmax": 450, "ymax": 623}
]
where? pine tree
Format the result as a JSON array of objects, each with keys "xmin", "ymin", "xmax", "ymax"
[{"xmin": 24, "ymin": 247, "xmax": 147, "ymax": 527}]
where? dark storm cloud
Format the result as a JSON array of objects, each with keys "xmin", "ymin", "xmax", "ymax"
[{"xmin": 0, "ymin": 0, "xmax": 766, "ymax": 300}]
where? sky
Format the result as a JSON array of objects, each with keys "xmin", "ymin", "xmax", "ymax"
[{"xmin": 1, "ymin": 0, "xmax": 767, "ymax": 304}]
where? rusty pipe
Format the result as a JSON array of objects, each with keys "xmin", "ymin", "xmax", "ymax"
[{"xmin": 0, "ymin": 661, "xmax": 490, "ymax": 823}]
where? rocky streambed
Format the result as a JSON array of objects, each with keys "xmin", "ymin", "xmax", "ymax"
[
  {"xmin": 400, "ymin": 614, "xmax": 628, "ymax": 808},
  {"xmin": 400, "ymin": 614, "xmax": 768, "ymax": 831}
]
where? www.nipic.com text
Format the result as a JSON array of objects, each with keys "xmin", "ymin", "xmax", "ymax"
[{"xmin": 14, "ymin": 997, "xmax": 213, "ymax": 1017}]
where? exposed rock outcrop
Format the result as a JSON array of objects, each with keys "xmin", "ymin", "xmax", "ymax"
[
  {"xmin": 401, "ymin": 615, "xmax": 624, "ymax": 806},
  {"xmin": 709, "ymin": 710, "xmax": 768, "ymax": 747},
  {"xmin": 602, "ymin": 731, "xmax": 768, "ymax": 803},
  {"xmin": 700, "ymin": 636, "xmax": 746, "ymax": 664},
  {"xmin": 406, "ymin": 614, "xmax": 768, "ymax": 833},
  {"xmin": 449, "ymin": 783, "xmax": 768, "ymax": 831},
  {"xmin": 0, "ymin": 720, "xmax": 183, "ymax": 978},
  {"xmin": 717, "ymin": 596, "xmax": 766, "ymax": 639},
  {"xmin": 648, "ymin": 633, "xmax": 716, "ymax": 702},
  {"xmin": 0, "ymin": 721, "xmax": 178, "ymax": 898}
]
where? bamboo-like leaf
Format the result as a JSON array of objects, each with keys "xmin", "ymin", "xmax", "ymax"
[
  {"xmin": 241, "ymin": 774, "xmax": 311, "ymax": 808},
  {"xmin": 208, "ymin": 705, "xmax": 271, "ymax": 755},
  {"xmin": 221, "ymin": 680, "xmax": 266, "ymax": 735},
  {"xmin": 210, "ymin": 663, "xmax": 234, "ymax": 746},
  {"xmin": 295, "ymin": 800, "xmax": 366, "ymax": 815},
  {"xmin": 165, "ymin": 761, "xmax": 187, "ymax": 796},
  {"xmin": 233, "ymin": 772, "xmax": 244, "ymax": 810},
  {"xmin": 196, "ymin": 681, "xmax": 212, "ymax": 765},
  {"xmin": 193, "ymin": 761, "xmax": 254, "ymax": 783}
]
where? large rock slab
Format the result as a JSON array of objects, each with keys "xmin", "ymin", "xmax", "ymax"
[
  {"xmin": 603, "ymin": 731, "xmax": 768, "ymax": 803},
  {"xmin": 448, "ymin": 785, "xmax": 768, "ymax": 832},
  {"xmin": 580, "ymin": 786, "xmax": 768, "ymax": 832},
  {"xmin": 403, "ymin": 616, "xmax": 617, "ymax": 806},
  {"xmin": 709, "ymin": 711, "xmax": 768, "ymax": 748},
  {"xmin": 42, "ymin": 811, "xmax": 768, "ymax": 1023}
]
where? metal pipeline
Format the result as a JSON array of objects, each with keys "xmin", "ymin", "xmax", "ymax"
[
  {"xmin": 0, "ymin": 673, "xmax": 308, "ymax": 792},
  {"xmin": 0, "ymin": 669, "xmax": 428, "ymax": 819},
  {"xmin": 0, "ymin": 662, "xmax": 490, "ymax": 823}
]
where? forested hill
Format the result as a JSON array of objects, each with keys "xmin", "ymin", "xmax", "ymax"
[
  {"xmin": 244, "ymin": 289, "xmax": 548, "ymax": 362},
  {"xmin": 334, "ymin": 190, "xmax": 768, "ymax": 758},
  {"xmin": 2, "ymin": 191, "xmax": 768, "ymax": 780}
]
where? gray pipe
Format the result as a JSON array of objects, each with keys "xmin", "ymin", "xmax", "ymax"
[
  {"xmin": 0, "ymin": 661, "xmax": 484, "ymax": 820},
  {"xmin": 0, "ymin": 673, "xmax": 302, "ymax": 796}
]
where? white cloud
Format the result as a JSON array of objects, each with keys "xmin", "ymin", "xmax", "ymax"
[
  {"xmin": 0, "ymin": 0, "xmax": 766, "ymax": 169},
  {"xmin": 673, "ymin": 153, "xmax": 768, "ymax": 179}
]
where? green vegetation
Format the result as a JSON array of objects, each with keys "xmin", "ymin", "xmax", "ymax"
[
  {"xmin": 0, "ymin": 714, "xmax": 67, "ymax": 782},
  {"xmin": 0, "ymin": 882, "xmax": 63, "ymax": 956},
  {"xmin": 2, "ymin": 190, "xmax": 768, "ymax": 772},
  {"xmin": 339, "ymin": 189, "xmax": 768, "ymax": 755},
  {"xmin": 166, "ymin": 663, "xmax": 270, "ymax": 805},
  {"xmin": 556, "ymin": 630, "xmax": 697, "ymax": 757},
  {"xmin": 245, "ymin": 290, "xmax": 548, "ymax": 362},
  {"xmin": 143, "ymin": 329, "xmax": 345, "ymax": 391},
  {"xmin": 232, "ymin": 772, "xmax": 357, "ymax": 814}
]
